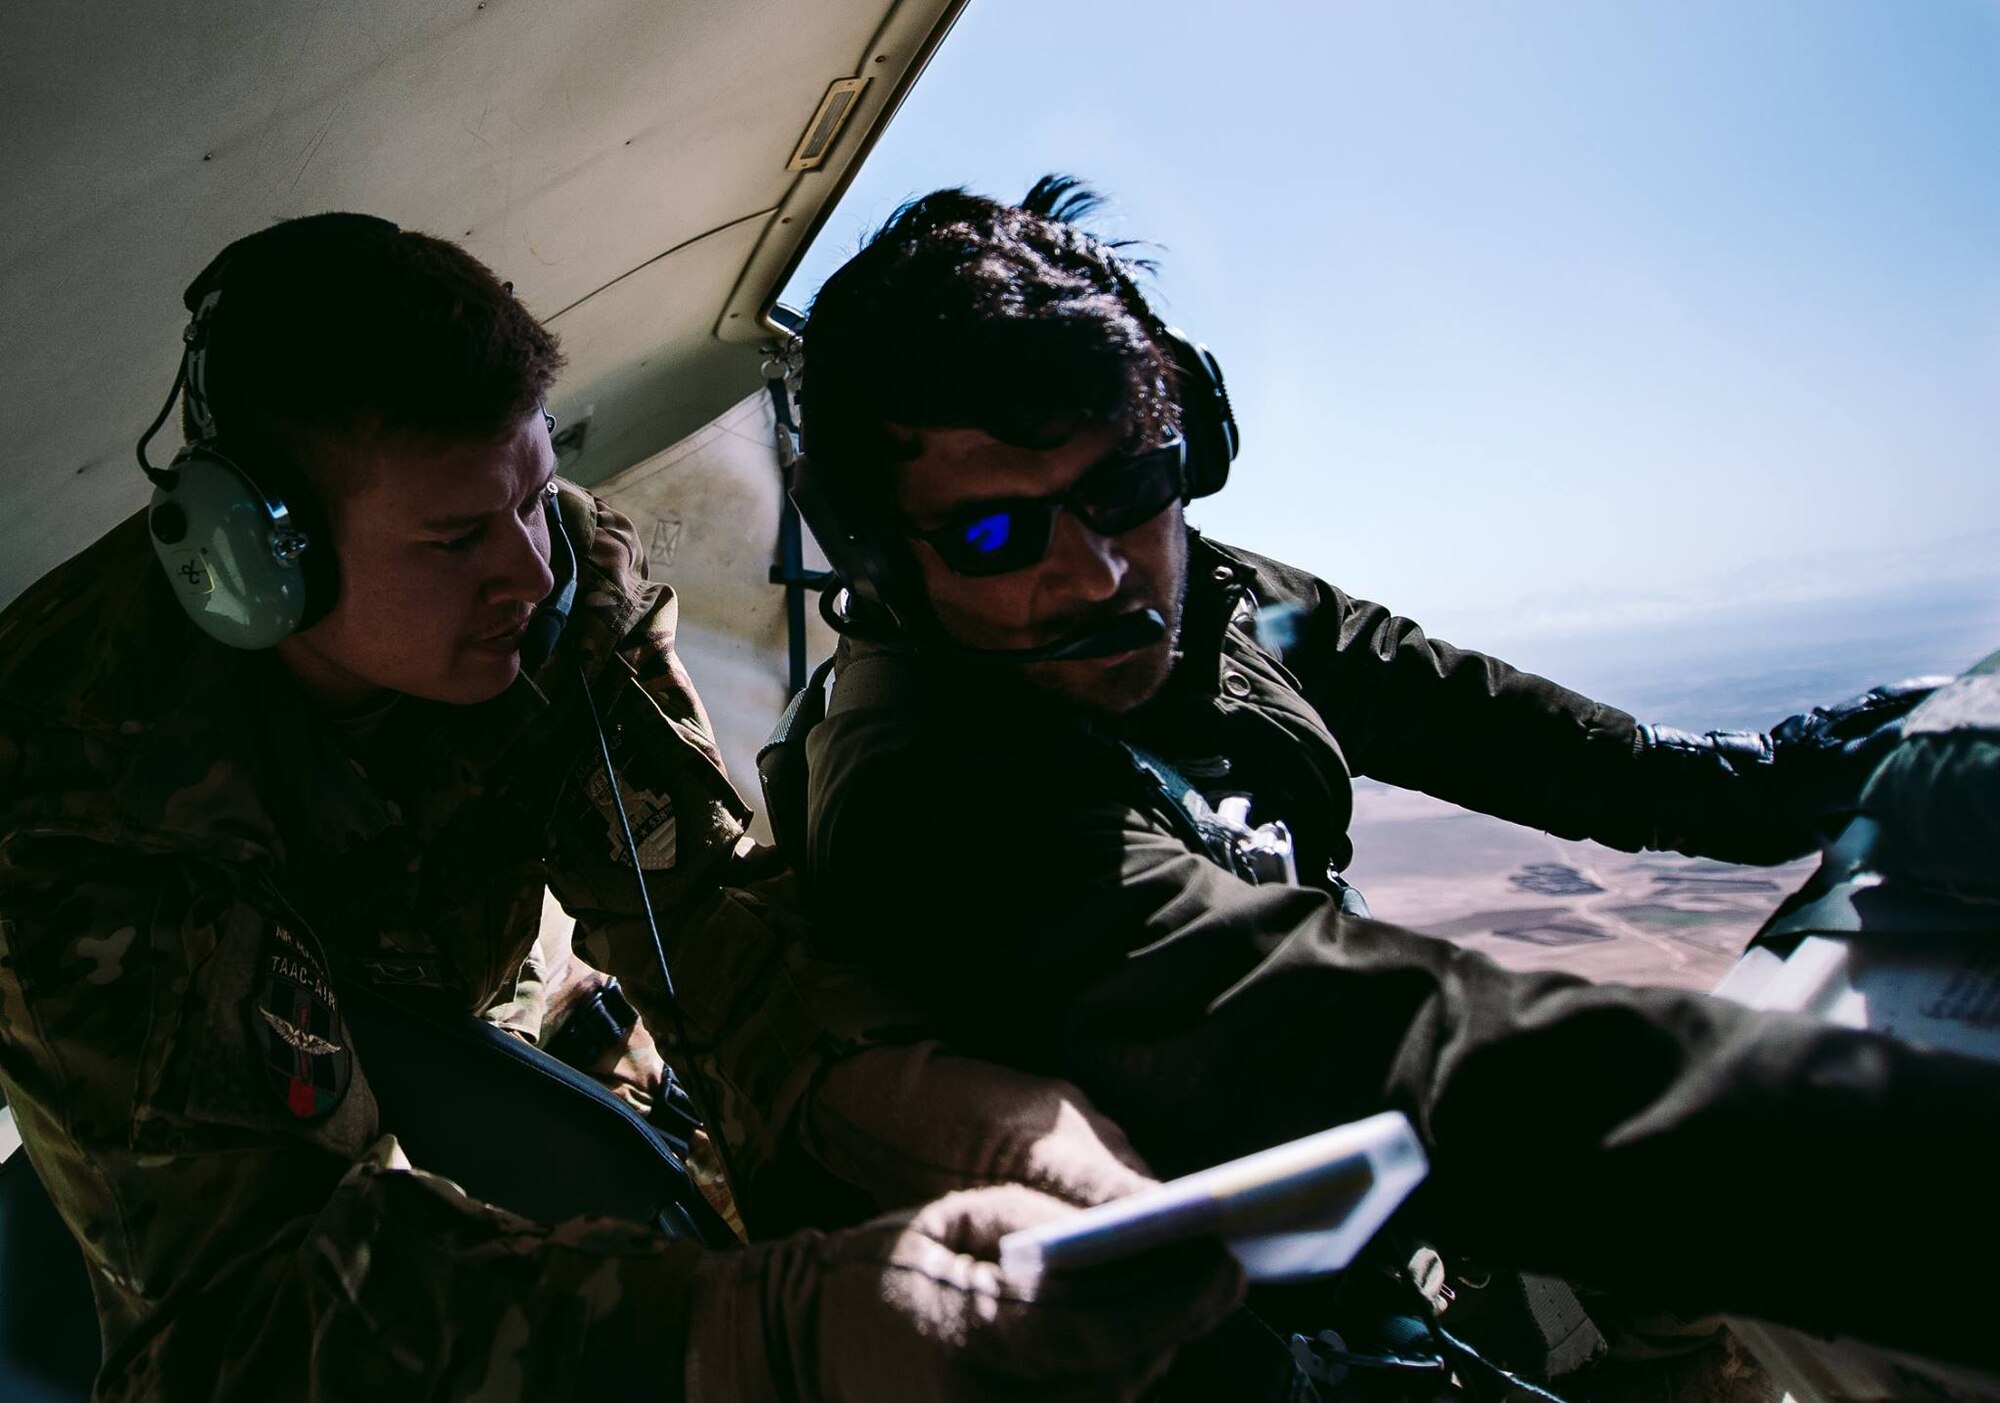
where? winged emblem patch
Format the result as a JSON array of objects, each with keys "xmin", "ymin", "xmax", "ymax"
[
  {"xmin": 257, "ymin": 1006, "xmax": 345, "ymax": 1057},
  {"xmin": 248, "ymin": 923, "xmax": 351, "ymax": 1121}
]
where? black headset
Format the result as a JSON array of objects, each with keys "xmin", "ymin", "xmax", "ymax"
[
  {"xmin": 520, "ymin": 483, "xmax": 577, "ymax": 674},
  {"xmin": 788, "ymin": 325, "xmax": 1239, "ymax": 646}
]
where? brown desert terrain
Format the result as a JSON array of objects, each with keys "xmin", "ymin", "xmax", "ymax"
[{"xmin": 1344, "ymin": 780, "xmax": 1817, "ymax": 992}]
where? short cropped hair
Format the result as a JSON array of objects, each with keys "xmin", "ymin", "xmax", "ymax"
[
  {"xmin": 183, "ymin": 215, "xmax": 564, "ymax": 490},
  {"xmin": 800, "ymin": 174, "xmax": 1177, "ymax": 511}
]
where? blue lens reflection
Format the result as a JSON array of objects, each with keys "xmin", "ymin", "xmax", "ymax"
[{"xmin": 962, "ymin": 512, "xmax": 1012, "ymax": 555}]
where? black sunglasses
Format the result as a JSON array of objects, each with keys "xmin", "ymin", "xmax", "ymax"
[{"xmin": 908, "ymin": 437, "xmax": 1188, "ymax": 577}]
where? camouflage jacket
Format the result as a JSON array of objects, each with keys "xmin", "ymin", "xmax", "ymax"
[{"xmin": 0, "ymin": 484, "xmax": 837, "ymax": 1398}]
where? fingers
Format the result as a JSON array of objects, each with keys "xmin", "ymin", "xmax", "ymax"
[
  {"xmin": 794, "ymin": 1186, "xmax": 1244, "ymax": 1400},
  {"xmin": 1859, "ymin": 676, "xmax": 1950, "ymax": 713},
  {"xmin": 1847, "ymin": 718, "xmax": 1909, "ymax": 768},
  {"xmin": 911, "ymin": 1183, "xmax": 1077, "ymax": 1261},
  {"xmin": 1816, "ymin": 677, "xmax": 1946, "ymax": 740},
  {"xmin": 1013, "ymin": 1237, "xmax": 1246, "ymax": 1375},
  {"xmin": 891, "ymin": 1186, "xmax": 1245, "ymax": 1384}
]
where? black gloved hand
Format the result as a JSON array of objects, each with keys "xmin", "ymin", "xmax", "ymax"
[
  {"xmin": 1768, "ymin": 676, "xmax": 1950, "ymax": 775},
  {"xmin": 1637, "ymin": 677, "xmax": 1948, "ymax": 862}
]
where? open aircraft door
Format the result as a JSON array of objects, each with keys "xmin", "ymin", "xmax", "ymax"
[{"xmin": 0, "ymin": 0, "xmax": 969, "ymax": 826}]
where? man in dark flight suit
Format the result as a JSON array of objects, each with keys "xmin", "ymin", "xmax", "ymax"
[
  {"xmin": 791, "ymin": 177, "xmax": 1998, "ymax": 1380},
  {"xmin": 0, "ymin": 213, "xmax": 1241, "ymax": 1400}
]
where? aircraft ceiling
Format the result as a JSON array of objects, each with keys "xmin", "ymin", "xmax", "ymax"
[{"xmin": 0, "ymin": 0, "xmax": 963, "ymax": 605}]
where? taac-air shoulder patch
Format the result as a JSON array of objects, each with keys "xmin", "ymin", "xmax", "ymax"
[
  {"xmin": 580, "ymin": 734, "xmax": 680, "ymax": 871},
  {"xmin": 249, "ymin": 923, "xmax": 351, "ymax": 1120}
]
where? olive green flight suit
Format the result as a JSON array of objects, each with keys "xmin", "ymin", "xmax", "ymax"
[{"xmin": 803, "ymin": 533, "xmax": 2000, "ymax": 1374}]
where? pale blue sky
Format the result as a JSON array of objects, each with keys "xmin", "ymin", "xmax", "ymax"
[{"xmin": 784, "ymin": 0, "xmax": 1998, "ymax": 683}]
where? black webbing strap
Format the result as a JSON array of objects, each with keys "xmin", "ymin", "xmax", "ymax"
[
  {"xmin": 764, "ymin": 363, "xmax": 832, "ymax": 695},
  {"xmin": 757, "ymin": 654, "xmax": 838, "ymax": 869},
  {"xmin": 337, "ymin": 977, "xmax": 732, "ymax": 1245}
]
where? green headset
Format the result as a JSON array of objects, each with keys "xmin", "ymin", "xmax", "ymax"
[
  {"xmin": 135, "ymin": 214, "xmax": 399, "ymax": 649},
  {"xmin": 136, "ymin": 214, "xmax": 579, "ymax": 667}
]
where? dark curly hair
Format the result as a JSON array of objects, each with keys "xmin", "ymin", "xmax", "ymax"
[
  {"xmin": 182, "ymin": 214, "xmax": 564, "ymax": 491},
  {"xmin": 799, "ymin": 174, "xmax": 1178, "ymax": 512}
]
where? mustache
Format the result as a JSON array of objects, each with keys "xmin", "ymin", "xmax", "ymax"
[{"xmin": 1035, "ymin": 595, "xmax": 1163, "ymax": 645}]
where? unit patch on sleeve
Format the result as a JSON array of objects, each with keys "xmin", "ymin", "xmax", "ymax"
[
  {"xmin": 248, "ymin": 923, "xmax": 351, "ymax": 1121},
  {"xmin": 581, "ymin": 750, "xmax": 679, "ymax": 871}
]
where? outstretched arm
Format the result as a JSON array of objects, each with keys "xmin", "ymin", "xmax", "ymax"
[
  {"xmin": 1260, "ymin": 557, "xmax": 1931, "ymax": 861},
  {"xmin": 809, "ymin": 727, "xmax": 2000, "ymax": 1372}
]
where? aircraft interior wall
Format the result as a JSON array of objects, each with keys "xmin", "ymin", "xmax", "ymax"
[{"xmin": 589, "ymin": 387, "xmax": 836, "ymax": 844}]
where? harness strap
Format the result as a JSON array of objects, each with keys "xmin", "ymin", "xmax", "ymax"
[{"xmin": 1121, "ymin": 739, "xmax": 1229, "ymax": 857}]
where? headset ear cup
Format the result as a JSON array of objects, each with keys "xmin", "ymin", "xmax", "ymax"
[
  {"xmin": 1160, "ymin": 327, "xmax": 1239, "ymax": 499},
  {"xmin": 149, "ymin": 447, "xmax": 316, "ymax": 649},
  {"xmin": 148, "ymin": 215, "xmax": 376, "ymax": 643},
  {"xmin": 787, "ymin": 454, "xmax": 919, "ymax": 631}
]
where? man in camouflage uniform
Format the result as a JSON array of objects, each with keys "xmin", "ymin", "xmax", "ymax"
[
  {"xmin": 791, "ymin": 178, "xmax": 2000, "ymax": 1380},
  {"xmin": 0, "ymin": 215, "xmax": 1240, "ymax": 1398}
]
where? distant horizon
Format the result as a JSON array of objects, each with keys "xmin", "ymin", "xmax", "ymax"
[
  {"xmin": 1389, "ymin": 519, "xmax": 1999, "ymax": 709},
  {"xmin": 783, "ymin": 0, "xmax": 1997, "ymax": 708},
  {"xmin": 1436, "ymin": 570, "xmax": 1997, "ymax": 734}
]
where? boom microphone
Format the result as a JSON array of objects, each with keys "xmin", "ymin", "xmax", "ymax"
[
  {"xmin": 518, "ymin": 490, "xmax": 577, "ymax": 674},
  {"xmin": 952, "ymin": 608, "xmax": 1167, "ymax": 666},
  {"xmin": 817, "ymin": 587, "xmax": 1167, "ymax": 666}
]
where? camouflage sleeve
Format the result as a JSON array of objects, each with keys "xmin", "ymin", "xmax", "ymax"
[
  {"xmin": 0, "ymin": 838, "xmax": 705, "ymax": 1399},
  {"xmin": 544, "ymin": 674, "xmax": 915, "ymax": 1208}
]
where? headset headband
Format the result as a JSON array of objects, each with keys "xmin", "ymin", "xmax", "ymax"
[
  {"xmin": 178, "ymin": 212, "xmax": 402, "ymax": 450},
  {"xmin": 787, "ymin": 323, "xmax": 1238, "ymax": 647},
  {"xmin": 138, "ymin": 212, "xmax": 402, "ymax": 649}
]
